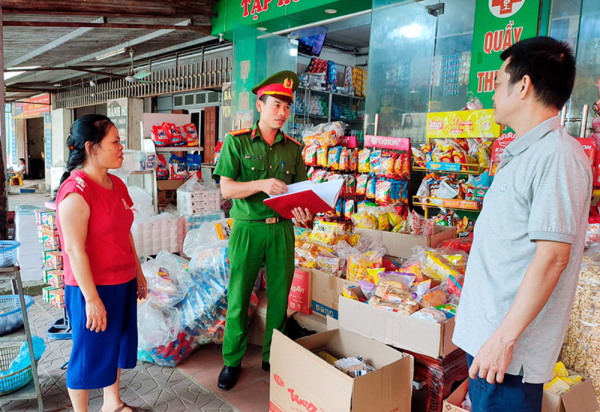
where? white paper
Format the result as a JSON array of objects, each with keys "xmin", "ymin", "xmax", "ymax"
[{"xmin": 266, "ymin": 179, "xmax": 343, "ymax": 207}]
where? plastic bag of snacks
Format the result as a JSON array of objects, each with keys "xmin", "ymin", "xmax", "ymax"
[
  {"xmin": 137, "ymin": 301, "xmax": 184, "ymax": 359},
  {"xmin": 347, "ymin": 250, "xmax": 385, "ymax": 282},
  {"xmin": 142, "ymin": 251, "xmax": 193, "ymax": 308},
  {"xmin": 302, "ymin": 122, "xmax": 345, "ymax": 146},
  {"xmin": 409, "ymin": 210, "xmax": 437, "ymax": 237}
]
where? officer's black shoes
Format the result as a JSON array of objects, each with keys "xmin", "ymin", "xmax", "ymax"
[
  {"xmin": 218, "ymin": 365, "xmax": 241, "ymax": 390},
  {"xmin": 262, "ymin": 361, "xmax": 270, "ymax": 372}
]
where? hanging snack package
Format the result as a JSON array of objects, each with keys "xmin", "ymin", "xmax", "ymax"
[
  {"xmin": 344, "ymin": 175, "xmax": 356, "ymax": 196},
  {"xmin": 344, "ymin": 199, "xmax": 355, "ymax": 219},
  {"xmin": 358, "ymin": 149, "xmax": 371, "ymax": 173},
  {"xmin": 370, "ymin": 150, "xmax": 382, "ymax": 175},
  {"xmin": 366, "ymin": 176, "xmax": 377, "ymax": 199},
  {"xmin": 339, "ymin": 147, "xmax": 349, "ymax": 171},
  {"xmin": 349, "ymin": 149, "xmax": 358, "ymax": 171},
  {"xmin": 356, "ymin": 174, "xmax": 369, "ymax": 196},
  {"xmin": 169, "ymin": 154, "xmax": 188, "ymax": 180},
  {"xmin": 376, "ymin": 180, "xmax": 392, "ymax": 205},
  {"xmin": 335, "ymin": 198, "xmax": 343, "ymax": 218},
  {"xmin": 317, "ymin": 146, "xmax": 329, "ymax": 168},
  {"xmin": 182, "ymin": 123, "xmax": 199, "ymax": 146},
  {"xmin": 311, "ymin": 169, "xmax": 328, "ymax": 184},
  {"xmin": 307, "ymin": 166, "xmax": 315, "ymax": 180},
  {"xmin": 151, "ymin": 125, "xmax": 170, "ymax": 147},
  {"xmin": 156, "ymin": 154, "xmax": 169, "ymax": 180},
  {"xmin": 303, "ymin": 145, "xmax": 318, "ymax": 166},
  {"xmin": 328, "ymin": 146, "xmax": 342, "ymax": 170}
]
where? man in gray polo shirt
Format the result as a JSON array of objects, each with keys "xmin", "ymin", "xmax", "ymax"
[{"xmin": 453, "ymin": 37, "xmax": 592, "ymax": 411}]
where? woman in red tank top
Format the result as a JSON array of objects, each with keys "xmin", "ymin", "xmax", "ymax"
[{"xmin": 56, "ymin": 115, "xmax": 148, "ymax": 412}]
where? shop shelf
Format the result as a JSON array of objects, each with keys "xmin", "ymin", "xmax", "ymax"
[
  {"xmin": 412, "ymin": 195, "xmax": 480, "ymax": 212},
  {"xmin": 412, "ymin": 160, "xmax": 483, "ymax": 174},
  {"xmin": 155, "ymin": 146, "xmax": 203, "ymax": 153}
]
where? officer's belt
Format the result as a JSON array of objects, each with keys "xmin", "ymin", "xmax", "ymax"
[{"xmin": 249, "ymin": 217, "xmax": 287, "ymax": 224}]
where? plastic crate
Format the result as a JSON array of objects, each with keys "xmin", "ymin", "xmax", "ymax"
[
  {"xmin": 0, "ymin": 241, "xmax": 19, "ymax": 268},
  {"xmin": 0, "ymin": 346, "xmax": 33, "ymax": 396},
  {"xmin": 0, "ymin": 295, "xmax": 34, "ymax": 336}
]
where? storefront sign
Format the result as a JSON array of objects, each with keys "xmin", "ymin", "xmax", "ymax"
[
  {"xmin": 426, "ymin": 109, "xmax": 502, "ymax": 138},
  {"xmin": 107, "ymin": 98, "xmax": 128, "ymax": 146},
  {"xmin": 364, "ymin": 135, "xmax": 410, "ymax": 151},
  {"xmin": 44, "ymin": 113, "xmax": 52, "ymax": 169},
  {"xmin": 12, "ymin": 94, "xmax": 50, "ymax": 119},
  {"xmin": 468, "ymin": 0, "xmax": 540, "ymax": 109},
  {"xmin": 339, "ymin": 135, "xmax": 357, "ymax": 148}
]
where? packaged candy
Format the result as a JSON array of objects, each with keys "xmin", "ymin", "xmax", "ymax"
[
  {"xmin": 151, "ymin": 125, "xmax": 170, "ymax": 147},
  {"xmin": 317, "ymin": 251, "xmax": 340, "ymax": 275},
  {"xmin": 156, "ymin": 154, "xmax": 169, "ymax": 180},
  {"xmin": 358, "ymin": 149, "xmax": 371, "ymax": 173},
  {"xmin": 328, "ymin": 146, "xmax": 342, "ymax": 170},
  {"xmin": 348, "ymin": 149, "xmax": 358, "ymax": 172},
  {"xmin": 351, "ymin": 211, "xmax": 378, "ymax": 230},
  {"xmin": 344, "ymin": 199, "xmax": 355, "ymax": 219},
  {"xmin": 335, "ymin": 198, "xmax": 343, "ymax": 218},
  {"xmin": 182, "ymin": 123, "xmax": 199, "ymax": 146},
  {"xmin": 358, "ymin": 280, "xmax": 377, "ymax": 300},
  {"xmin": 309, "ymin": 221, "xmax": 340, "ymax": 245},
  {"xmin": 303, "ymin": 145, "xmax": 318, "ymax": 166},
  {"xmin": 310, "ymin": 169, "xmax": 328, "ymax": 183},
  {"xmin": 317, "ymin": 146, "xmax": 329, "ymax": 168},
  {"xmin": 356, "ymin": 174, "xmax": 369, "ymax": 196},
  {"xmin": 347, "ymin": 250, "xmax": 384, "ymax": 282},
  {"xmin": 366, "ymin": 176, "xmax": 377, "ymax": 199},
  {"xmin": 339, "ymin": 148, "xmax": 349, "ymax": 171},
  {"xmin": 368, "ymin": 296, "xmax": 419, "ymax": 315},
  {"xmin": 420, "ymin": 286, "xmax": 447, "ymax": 308},
  {"xmin": 169, "ymin": 154, "xmax": 188, "ymax": 180},
  {"xmin": 327, "ymin": 173, "xmax": 343, "ymax": 182},
  {"xmin": 375, "ymin": 180, "xmax": 392, "ymax": 205},
  {"xmin": 307, "ymin": 166, "xmax": 315, "ymax": 180},
  {"xmin": 435, "ymin": 304, "xmax": 457, "ymax": 317},
  {"xmin": 343, "ymin": 175, "xmax": 356, "ymax": 196},
  {"xmin": 421, "ymin": 249, "xmax": 461, "ymax": 281},
  {"xmin": 377, "ymin": 212, "xmax": 391, "ymax": 231}
]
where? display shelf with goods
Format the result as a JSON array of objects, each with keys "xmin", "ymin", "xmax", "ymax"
[
  {"xmin": 35, "ymin": 206, "xmax": 71, "ymax": 341},
  {"xmin": 412, "ymin": 109, "xmax": 502, "ymax": 226}
]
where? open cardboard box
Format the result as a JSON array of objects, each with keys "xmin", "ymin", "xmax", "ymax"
[
  {"xmin": 355, "ymin": 225, "xmax": 456, "ymax": 258},
  {"xmin": 444, "ymin": 374, "xmax": 599, "ymax": 412},
  {"xmin": 270, "ymin": 328, "xmax": 414, "ymax": 412},
  {"xmin": 338, "ymin": 296, "xmax": 458, "ymax": 358},
  {"xmin": 311, "ymin": 269, "xmax": 359, "ymax": 319}
]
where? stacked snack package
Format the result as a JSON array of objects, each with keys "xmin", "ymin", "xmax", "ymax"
[
  {"xmin": 36, "ymin": 209, "xmax": 67, "ymax": 309},
  {"xmin": 138, "ymin": 224, "xmax": 258, "ymax": 367},
  {"xmin": 412, "ymin": 138, "xmax": 493, "ymax": 172},
  {"xmin": 560, "ymin": 254, "xmax": 600, "ymax": 404}
]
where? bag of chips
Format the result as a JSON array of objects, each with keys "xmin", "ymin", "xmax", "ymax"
[
  {"xmin": 339, "ymin": 148, "xmax": 349, "ymax": 171},
  {"xmin": 356, "ymin": 174, "xmax": 369, "ymax": 196},
  {"xmin": 317, "ymin": 146, "xmax": 329, "ymax": 168},
  {"xmin": 328, "ymin": 146, "xmax": 342, "ymax": 170},
  {"xmin": 358, "ymin": 149, "xmax": 371, "ymax": 173},
  {"xmin": 303, "ymin": 145, "xmax": 318, "ymax": 166},
  {"xmin": 375, "ymin": 180, "xmax": 392, "ymax": 205}
]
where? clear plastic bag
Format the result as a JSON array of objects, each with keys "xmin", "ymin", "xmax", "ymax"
[
  {"xmin": 142, "ymin": 251, "xmax": 193, "ymax": 307},
  {"xmin": 183, "ymin": 219, "xmax": 234, "ymax": 253},
  {"xmin": 137, "ymin": 300, "xmax": 182, "ymax": 351}
]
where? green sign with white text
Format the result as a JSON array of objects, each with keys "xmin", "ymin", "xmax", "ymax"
[{"xmin": 468, "ymin": 0, "xmax": 540, "ymax": 109}]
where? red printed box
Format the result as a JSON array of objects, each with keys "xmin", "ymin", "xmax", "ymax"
[{"xmin": 287, "ymin": 268, "xmax": 312, "ymax": 315}]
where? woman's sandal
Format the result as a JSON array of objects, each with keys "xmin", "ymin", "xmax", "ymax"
[{"xmin": 112, "ymin": 403, "xmax": 147, "ymax": 412}]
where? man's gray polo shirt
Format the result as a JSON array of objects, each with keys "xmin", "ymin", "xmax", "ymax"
[{"xmin": 452, "ymin": 116, "xmax": 592, "ymax": 383}]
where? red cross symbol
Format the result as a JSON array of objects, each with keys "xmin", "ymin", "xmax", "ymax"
[{"xmin": 491, "ymin": 0, "xmax": 523, "ymax": 15}]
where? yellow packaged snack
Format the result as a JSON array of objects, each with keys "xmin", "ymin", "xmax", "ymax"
[
  {"xmin": 367, "ymin": 267, "xmax": 385, "ymax": 284},
  {"xmin": 388, "ymin": 212, "xmax": 403, "ymax": 227},
  {"xmin": 309, "ymin": 221, "xmax": 340, "ymax": 245},
  {"xmin": 317, "ymin": 146, "xmax": 329, "ymax": 168},
  {"xmin": 347, "ymin": 251, "xmax": 384, "ymax": 282},
  {"xmin": 343, "ymin": 284, "xmax": 361, "ymax": 301},
  {"xmin": 378, "ymin": 213, "xmax": 391, "ymax": 231},
  {"xmin": 424, "ymin": 250, "xmax": 460, "ymax": 281},
  {"xmin": 351, "ymin": 211, "xmax": 378, "ymax": 230}
]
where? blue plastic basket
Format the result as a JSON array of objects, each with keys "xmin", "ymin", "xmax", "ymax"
[
  {"xmin": 0, "ymin": 295, "xmax": 34, "ymax": 336},
  {"xmin": 0, "ymin": 346, "xmax": 34, "ymax": 396},
  {"xmin": 0, "ymin": 241, "xmax": 20, "ymax": 268}
]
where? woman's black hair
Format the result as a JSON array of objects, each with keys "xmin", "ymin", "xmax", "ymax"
[{"xmin": 58, "ymin": 114, "xmax": 114, "ymax": 188}]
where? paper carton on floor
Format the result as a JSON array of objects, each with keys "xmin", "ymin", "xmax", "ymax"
[
  {"xmin": 288, "ymin": 268, "xmax": 312, "ymax": 315},
  {"xmin": 311, "ymin": 269, "xmax": 359, "ymax": 319},
  {"xmin": 444, "ymin": 375, "xmax": 600, "ymax": 412},
  {"xmin": 355, "ymin": 225, "xmax": 455, "ymax": 258},
  {"xmin": 542, "ymin": 372, "xmax": 599, "ymax": 412},
  {"xmin": 270, "ymin": 328, "xmax": 414, "ymax": 412},
  {"xmin": 338, "ymin": 296, "xmax": 458, "ymax": 358}
]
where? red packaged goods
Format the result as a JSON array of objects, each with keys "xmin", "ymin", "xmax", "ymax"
[
  {"xmin": 151, "ymin": 125, "xmax": 169, "ymax": 147},
  {"xmin": 182, "ymin": 123, "xmax": 199, "ymax": 146},
  {"xmin": 168, "ymin": 124, "xmax": 187, "ymax": 147},
  {"xmin": 156, "ymin": 154, "xmax": 169, "ymax": 180}
]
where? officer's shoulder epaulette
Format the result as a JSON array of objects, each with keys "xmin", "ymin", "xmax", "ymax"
[
  {"xmin": 284, "ymin": 133, "xmax": 302, "ymax": 146},
  {"xmin": 229, "ymin": 128, "xmax": 252, "ymax": 137}
]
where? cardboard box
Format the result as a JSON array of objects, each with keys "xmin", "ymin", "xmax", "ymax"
[
  {"xmin": 542, "ymin": 373, "xmax": 599, "ymax": 412},
  {"xmin": 248, "ymin": 290, "xmax": 268, "ymax": 347},
  {"xmin": 270, "ymin": 328, "xmax": 414, "ymax": 412},
  {"xmin": 338, "ymin": 296, "xmax": 458, "ymax": 358},
  {"xmin": 288, "ymin": 268, "xmax": 312, "ymax": 315},
  {"xmin": 355, "ymin": 226, "xmax": 455, "ymax": 258},
  {"xmin": 444, "ymin": 375, "xmax": 600, "ymax": 412},
  {"xmin": 311, "ymin": 269, "xmax": 359, "ymax": 319}
]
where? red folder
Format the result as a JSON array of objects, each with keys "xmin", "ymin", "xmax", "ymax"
[{"xmin": 263, "ymin": 180, "xmax": 343, "ymax": 219}]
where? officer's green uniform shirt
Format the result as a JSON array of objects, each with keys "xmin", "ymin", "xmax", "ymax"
[{"xmin": 214, "ymin": 121, "xmax": 308, "ymax": 220}]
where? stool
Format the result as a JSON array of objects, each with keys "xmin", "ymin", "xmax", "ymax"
[{"xmin": 405, "ymin": 348, "xmax": 469, "ymax": 412}]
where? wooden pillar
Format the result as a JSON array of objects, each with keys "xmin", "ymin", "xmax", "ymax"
[{"xmin": 204, "ymin": 106, "xmax": 217, "ymax": 163}]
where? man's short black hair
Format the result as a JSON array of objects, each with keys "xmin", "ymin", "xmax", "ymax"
[
  {"xmin": 500, "ymin": 36, "xmax": 576, "ymax": 111},
  {"xmin": 19, "ymin": 158, "xmax": 25, "ymax": 163}
]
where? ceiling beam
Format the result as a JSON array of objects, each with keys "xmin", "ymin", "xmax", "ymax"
[
  {"xmin": 6, "ymin": 19, "xmax": 196, "ymax": 85},
  {"xmin": 5, "ymin": 66, "xmax": 128, "ymax": 78},
  {"xmin": 6, "ymin": 17, "xmax": 106, "ymax": 68},
  {"xmin": 3, "ymin": 21, "xmax": 210, "ymax": 33}
]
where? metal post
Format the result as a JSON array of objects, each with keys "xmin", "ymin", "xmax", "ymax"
[{"xmin": 580, "ymin": 105, "xmax": 589, "ymax": 137}]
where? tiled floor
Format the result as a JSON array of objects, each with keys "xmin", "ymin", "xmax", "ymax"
[{"xmin": 0, "ymin": 297, "xmax": 240, "ymax": 412}]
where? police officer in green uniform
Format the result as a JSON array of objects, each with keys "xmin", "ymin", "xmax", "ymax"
[{"xmin": 214, "ymin": 70, "xmax": 312, "ymax": 390}]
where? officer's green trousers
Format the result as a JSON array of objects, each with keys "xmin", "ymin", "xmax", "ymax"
[{"xmin": 222, "ymin": 219, "xmax": 295, "ymax": 367}]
